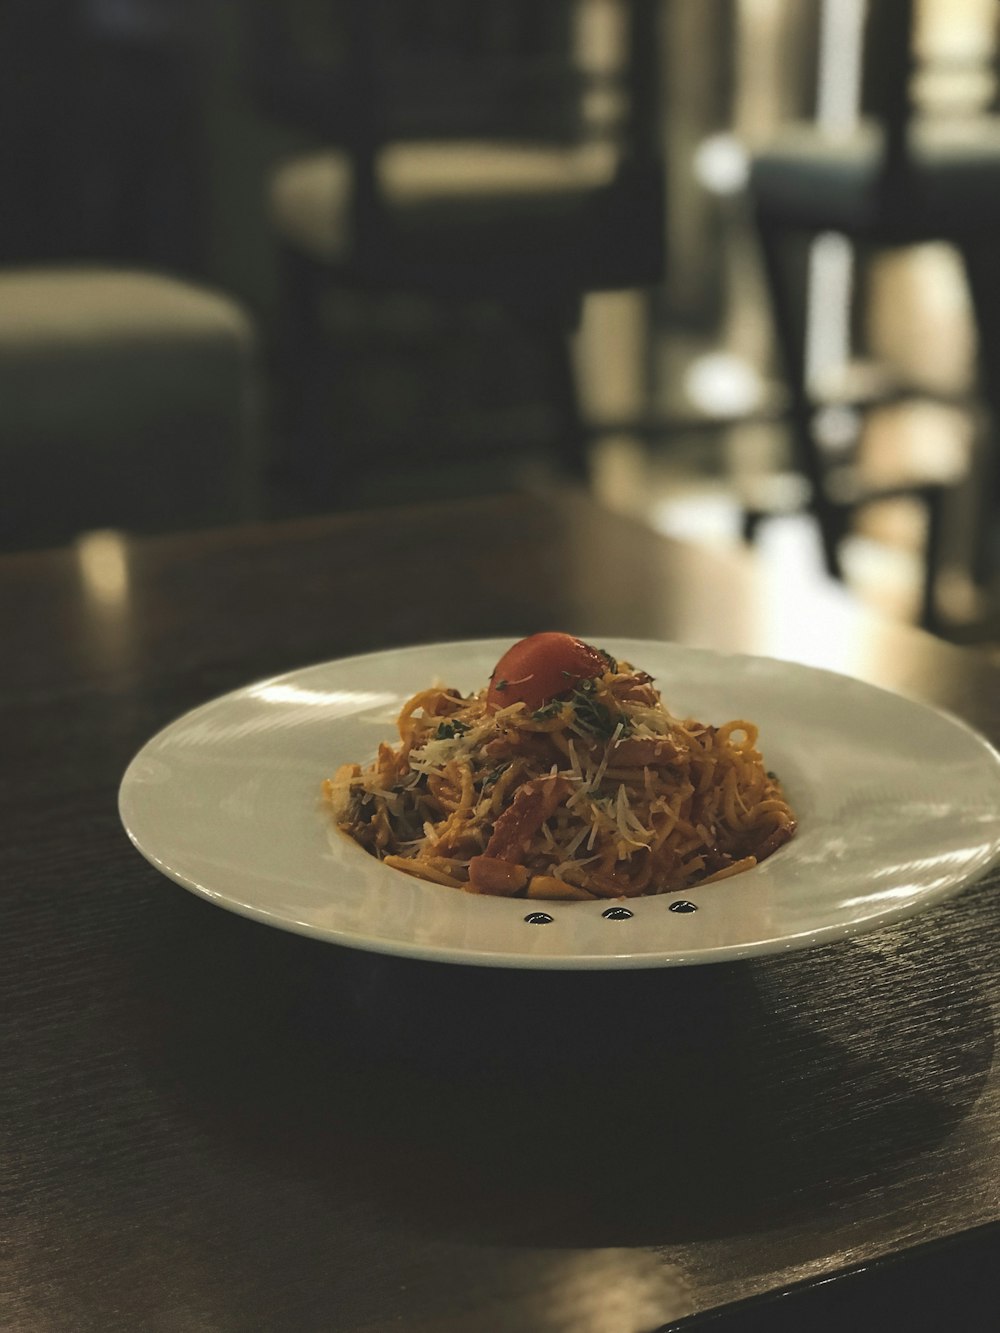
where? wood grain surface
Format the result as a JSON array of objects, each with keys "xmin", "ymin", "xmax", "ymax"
[{"xmin": 2, "ymin": 491, "xmax": 998, "ymax": 1332}]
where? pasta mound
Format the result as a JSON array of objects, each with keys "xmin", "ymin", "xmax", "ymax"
[{"xmin": 326, "ymin": 655, "xmax": 796, "ymax": 901}]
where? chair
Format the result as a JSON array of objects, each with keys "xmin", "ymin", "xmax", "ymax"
[
  {"xmin": 248, "ymin": 0, "xmax": 665, "ymax": 497},
  {"xmin": 747, "ymin": 0, "xmax": 1000, "ymax": 630},
  {"xmin": 0, "ymin": 266, "xmax": 261, "ymax": 551}
]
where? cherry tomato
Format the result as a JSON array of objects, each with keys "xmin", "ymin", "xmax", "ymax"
[{"xmin": 486, "ymin": 633, "xmax": 612, "ymax": 712}]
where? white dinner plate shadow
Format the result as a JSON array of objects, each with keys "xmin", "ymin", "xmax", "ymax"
[{"xmin": 119, "ymin": 639, "xmax": 1000, "ymax": 969}]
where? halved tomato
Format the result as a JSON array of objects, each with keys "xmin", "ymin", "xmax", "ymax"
[{"xmin": 486, "ymin": 633, "xmax": 612, "ymax": 712}]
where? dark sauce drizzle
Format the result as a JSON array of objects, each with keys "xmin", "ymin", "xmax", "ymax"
[{"xmin": 523, "ymin": 901, "xmax": 698, "ymax": 924}]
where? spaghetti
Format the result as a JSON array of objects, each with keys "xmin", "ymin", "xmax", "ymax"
[{"xmin": 325, "ymin": 639, "xmax": 796, "ymax": 901}]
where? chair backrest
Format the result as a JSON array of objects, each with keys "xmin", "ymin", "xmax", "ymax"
[
  {"xmin": 250, "ymin": 0, "xmax": 662, "ymax": 164},
  {"xmin": 859, "ymin": 0, "xmax": 917, "ymax": 196},
  {"xmin": 251, "ymin": 0, "xmax": 665, "ymax": 291},
  {"xmin": 348, "ymin": 0, "xmax": 590, "ymax": 145},
  {"xmin": 858, "ymin": 0, "xmax": 1000, "ymax": 193},
  {"xmin": 252, "ymin": 0, "xmax": 599, "ymax": 142}
]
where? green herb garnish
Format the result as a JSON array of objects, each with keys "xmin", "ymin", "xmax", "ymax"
[
  {"xmin": 575, "ymin": 699, "xmax": 615, "ymax": 739},
  {"xmin": 434, "ymin": 719, "xmax": 470, "ymax": 740},
  {"xmin": 569, "ymin": 684, "xmax": 620, "ymax": 740},
  {"xmin": 532, "ymin": 699, "xmax": 566, "ymax": 722}
]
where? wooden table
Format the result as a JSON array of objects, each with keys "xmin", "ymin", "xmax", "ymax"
[{"xmin": 3, "ymin": 490, "xmax": 999, "ymax": 1331}]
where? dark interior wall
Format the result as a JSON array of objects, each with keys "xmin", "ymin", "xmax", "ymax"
[
  {"xmin": 0, "ymin": 0, "xmax": 298, "ymax": 316},
  {"xmin": 0, "ymin": 2, "xmax": 81, "ymax": 262}
]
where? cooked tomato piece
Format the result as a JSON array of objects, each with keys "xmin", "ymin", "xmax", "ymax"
[
  {"xmin": 486, "ymin": 633, "xmax": 612, "ymax": 712},
  {"xmin": 467, "ymin": 857, "xmax": 530, "ymax": 896},
  {"xmin": 483, "ymin": 774, "xmax": 571, "ymax": 860}
]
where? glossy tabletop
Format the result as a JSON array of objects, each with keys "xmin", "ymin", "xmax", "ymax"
[{"xmin": 3, "ymin": 490, "xmax": 999, "ymax": 1331}]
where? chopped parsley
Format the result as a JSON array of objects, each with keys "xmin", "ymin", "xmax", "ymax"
[
  {"xmin": 434, "ymin": 719, "xmax": 470, "ymax": 740},
  {"xmin": 569, "ymin": 678, "xmax": 620, "ymax": 740},
  {"xmin": 532, "ymin": 699, "xmax": 566, "ymax": 722}
]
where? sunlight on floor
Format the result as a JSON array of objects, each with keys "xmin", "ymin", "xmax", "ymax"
[
  {"xmin": 584, "ymin": 358, "xmax": 932, "ymax": 630},
  {"xmin": 649, "ymin": 476, "xmax": 926, "ymax": 624},
  {"xmin": 579, "ymin": 232, "xmax": 989, "ymax": 636}
]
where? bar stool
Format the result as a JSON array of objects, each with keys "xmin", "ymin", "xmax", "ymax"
[{"xmin": 747, "ymin": 0, "xmax": 1000, "ymax": 629}]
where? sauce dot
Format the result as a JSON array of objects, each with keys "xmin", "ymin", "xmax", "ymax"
[
  {"xmin": 602, "ymin": 907, "xmax": 633, "ymax": 920},
  {"xmin": 524, "ymin": 911, "xmax": 554, "ymax": 925},
  {"xmin": 669, "ymin": 900, "xmax": 698, "ymax": 914}
]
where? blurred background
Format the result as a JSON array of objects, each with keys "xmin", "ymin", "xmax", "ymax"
[{"xmin": 4, "ymin": 0, "xmax": 1000, "ymax": 644}]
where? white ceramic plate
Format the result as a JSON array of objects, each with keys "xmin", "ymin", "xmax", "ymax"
[{"xmin": 119, "ymin": 638, "xmax": 1000, "ymax": 969}]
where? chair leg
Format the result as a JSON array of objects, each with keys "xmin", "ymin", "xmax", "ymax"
[
  {"xmin": 518, "ymin": 299, "xmax": 589, "ymax": 485},
  {"xmin": 919, "ymin": 484, "xmax": 946, "ymax": 633},
  {"xmin": 957, "ymin": 236, "xmax": 1000, "ymax": 589},
  {"xmin": 548, "ymin": 326, "xmax": 590, "ymax": 484},
  {"xmin": 755, "ymin": 213, "xmax": 846, "ymax": 579},
  {"xmin": 274, "ymin": 244, "xmax": 335, "ymax": 494}
]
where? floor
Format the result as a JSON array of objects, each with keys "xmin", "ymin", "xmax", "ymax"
[
  {"xmin": 575, "ymin": 245, "xmax": 1000, "ymax": 653},
  {"xmin": 587, "ymin": 376, "xmax": 971, "ymax": 634}
]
